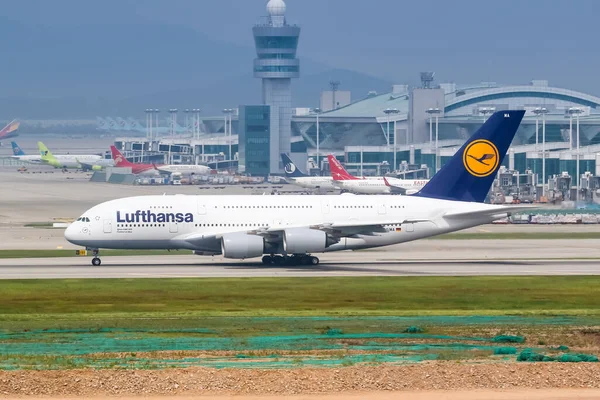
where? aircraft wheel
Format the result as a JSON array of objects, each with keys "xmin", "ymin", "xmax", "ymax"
[
  {"xmin": 261, "ymin": 255, "xmax": 273, "ymax": 265},
  {"xmin": 91, "ymin": 257, "xmax": 101, "ymax": 266},
  {"xmin": 309, "ymin": 256, "xmax": 319, "ymax": 265},
  {"xmin": 273, "ymin": 255, "xmax": 285, "ymax": 265}
]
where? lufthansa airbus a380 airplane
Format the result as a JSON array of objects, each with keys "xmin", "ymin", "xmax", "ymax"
[{"xmin": 66, "ymin": 110, "xmax": 532, "ymax": 266}]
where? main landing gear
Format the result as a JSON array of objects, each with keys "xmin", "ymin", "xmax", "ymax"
[
  {"xmin": 90, "ymin": 249, "xmax": 101, "ymax": 266},
  {"xmin": 261, "ymin": 254, "xmax": 319, "ymax": 266}
]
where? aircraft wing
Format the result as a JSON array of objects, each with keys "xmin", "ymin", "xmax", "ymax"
[
  {"xmin": 442, "ymin": 205, "xmax": 538, "ymax": 220},
  {"xmin": 182, "ymin": 219, "xmax": 435, "ymax": 247},
  {"xmin": 76, "ymin": 159, "xmax": 99, "ymax": 171},
  {"xmin": 382, "ymin": 176, "xmax": 409, "ymax": 195},
  {"xmin": 153, "ymin": 164, "xmax": 172, "ymax": 176}
]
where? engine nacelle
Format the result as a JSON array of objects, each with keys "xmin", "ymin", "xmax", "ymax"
[
  {"xmin": 221, "ymin": 233, "xmax": 264, "ymax": 259},
  {"xmin": 283, "ymin": 228, "xmax": 337, "ymax": 254}
]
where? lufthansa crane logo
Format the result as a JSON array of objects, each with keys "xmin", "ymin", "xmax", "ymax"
[{"xmin": 463, "ymin": 139, "xmax": 499, "ymax": 177}]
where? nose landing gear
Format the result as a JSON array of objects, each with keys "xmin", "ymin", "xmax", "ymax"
[{"xmin": 90, "ymin": 249, "xmax": 101, "ymax": 266}]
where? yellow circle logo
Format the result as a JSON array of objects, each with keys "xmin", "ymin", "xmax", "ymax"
[{"xmin": 463, "ymin": 139, "xmax": 499, "ymax": 177}]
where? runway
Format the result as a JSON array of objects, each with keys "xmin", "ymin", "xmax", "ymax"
[{"xmin": 1, "ymin": 253, "xmax": 599, "ymax": 279}]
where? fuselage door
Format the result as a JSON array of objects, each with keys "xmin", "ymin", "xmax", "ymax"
[
  {"xmin": 321, "ymin": 200, "xmax": 330, "ymax": 214},
  {"xmin": 103, "ymin": 219, "xmax": 112, "ymax": 233},
  {"xmin": 169, "ymin": 222, "xmax": 179, "ymax": 233},
  {"xmin": 378, "ymin": 203, "xmax": 387, "ymax": 215},
  {"xmin": 197, "ymin": 201, "xmax": 207, "ymax": 215}
]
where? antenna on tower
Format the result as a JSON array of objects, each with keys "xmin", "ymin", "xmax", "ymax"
[
  {"xmin": 420, "ymin": 72, "xmax": 435, "ymax": 89},
  {"xmin": 329, "ymin": 80, "xmax": 341, "ymax": 110}
]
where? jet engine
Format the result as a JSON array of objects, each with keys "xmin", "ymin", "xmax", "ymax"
[
  {"xmin": 221, "ymin": 233, "xmax": 264, "ymax": 259},
  {"xmin": 283, "ymin": 228, "xmax": 338, "ymax": 254}
]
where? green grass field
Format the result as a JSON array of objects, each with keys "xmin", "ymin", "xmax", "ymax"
[{"xmin": 0, "ymin": 277, "xmax": 598, "ymax": 323}]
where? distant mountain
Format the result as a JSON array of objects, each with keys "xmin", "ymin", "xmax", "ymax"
[
  {"xmin": 121, "ymin": 68, "xmax": 393, "ymax": 115},
  {"xmin": 0, "ymin": 17, "xmax": 254, "ymax": 97},
  {"xmin": 0, "ymin": 18, "xmax": 393, "ymax": 119}
]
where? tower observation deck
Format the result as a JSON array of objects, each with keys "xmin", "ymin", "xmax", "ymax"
[{"xmin": 253, "ymin": 0, "xmax": 300, "ymax": 174}]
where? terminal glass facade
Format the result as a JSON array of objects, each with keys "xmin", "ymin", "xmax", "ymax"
[{"xmin": 239, "ymin": 105, "xmax": 271, "ymax": 176}]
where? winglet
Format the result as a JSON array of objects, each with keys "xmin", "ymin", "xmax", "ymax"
[{"xmin": 415, "ymin": 110, "xmax": 525, "ymax": 203}]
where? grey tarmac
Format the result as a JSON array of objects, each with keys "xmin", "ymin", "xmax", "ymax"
[{"xmin": 0, "ymin": 251, "xmax": 599, "ymax": 279}]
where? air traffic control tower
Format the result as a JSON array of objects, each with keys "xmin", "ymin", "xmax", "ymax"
[{"xmin": 253, "ymin": 0, "xmax": 300, "ymax": 174}]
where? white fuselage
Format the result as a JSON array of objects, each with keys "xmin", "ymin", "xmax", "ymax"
[
  {"xmin": 12, "ymin": 155, "xmax": 42, "ymax": 164},
  {"xmin": 156, "ymin": 164, "xmax": 211, "ymax": 175},
  {"xmin": 285, "ymin": 176, "xmax": 340, "ymax": 190},
  {"xmin": 337, "ymin": 177, "xmax": 428, "ymax": 195},
  {"xmin": 48, "ymin": 155, "xmax": 103, "ymax": 169},
  {"xmin": 65, "ymin": 194, "xmax": 510, "ymax": 258}
]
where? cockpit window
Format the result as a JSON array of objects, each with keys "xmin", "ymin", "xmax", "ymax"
[{"xmin": 77, "ymin": 217, "xmax": 90, "ymax": 222}]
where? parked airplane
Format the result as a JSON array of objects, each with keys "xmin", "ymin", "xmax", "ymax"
[
  {"xmin": 0, "ymin": 119, "xmax": 20, "ymax": 145},
  {"xmin": 38, "ymin": 142, "xmax": 102, "ymax": 170},
  {"xmin": 327, "ymin": 155, "xmax": 428, "ymax": 195},
  {"xmin": 66, "ymin": 110, "xmax": 532, "ymax": 267},
  {"xmin": 110, "ymin": 146, "xmax": 211, "ymax": 176},
  {"xmin": 96, "ymin": 117, "xmax": 109, "ymax": 131},
  {"xmin": 10, "ymin": 141, "xmax": 41, "ymax": 164},
  {"xmin": 126, "ymin": 118, "xmax": 146, "ymax": 132},
  {"xmin": 280, "ymin": 153, "xmax": 339, "ymax": 190}
]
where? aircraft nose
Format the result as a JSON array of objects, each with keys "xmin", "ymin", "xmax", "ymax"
[{"xmin": 64, "ymin": 223, "xmax": 78, "ymax": 244}]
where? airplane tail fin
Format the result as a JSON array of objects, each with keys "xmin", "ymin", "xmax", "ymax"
[
  {"xmin": 415, "ymin": 110, "xmax": 525, "ymax": 203},
  {"xmin": 96, "ymin": 117, "xmax": 107, "ymax": 130},
  {"xmin": 280, "ymin": 153, "xmax": 307, "ymax": 177},
  {"xmin": 110, "ymin": 145, "xmax": 133, "ymax": 167},
  {"xmin": 37, "ymin": 141, "xmax": 55, "ymax": 161},
  {"xmin": 11, "ymin": 141, "xmax": 25, "ymax": 156},
  {"xmin": 106, "ymin": 117, "xmax": 119, "ymax": 130},
  {"xmin": 0, "ymin": 119, "xmax": 20, "ymax": 139},
  {"xmin": 327, "ymin": 154, "xmax": 359, "ymax": 181},
  {"xmin": 127, "ymin": 118, "xmax": 143, "ymax": 130}
]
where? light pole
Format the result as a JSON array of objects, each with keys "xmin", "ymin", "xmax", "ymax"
[
  {"xmin": 223, "ymin": 108, "xmax": 235, "ymax": 161},
  {"xmin": 533, "ymin": 107, "xmax": 545, "ymax": 151},
  {"xmin": 311, "ymin": 107, "xmax": 322, "ymax": 173},
  {"xmin": 568, "ymin": 107, "xmax": 583, "ymax": 201},
  {"xmin": 154, "ymin": 109, "xmax": 160, "ymax": 139},
  {"xmin": 184, "ymin": 109, "xmax": 190, "ymax": 134},
  {"xmin": 426, "ymin": 108, "xmax": 441, "ymax": 171},
  {"xmin": 145, "ymin": 109, "xmax": 153, "ymax": 141},
  {"xmin": 383, "ymin": 108, "xmax": 400, "ymax": 172},
  {"xmin": 479, "ymin": 106, "xmax": 496, "ymax": 123},
  {"xmin": 192, "ymin": 109, "xmax": 201, "ymax": 140},
  {"xmin": 383, "ymin": 108, "xmax": 392, "ymax": 146},
  {"xmin": 536, "ymin": 107, "xmax": 548, "ymax": 197},
  {"xmin": 168, "ymin": 109, "xmax": 178, "ymax": 137}
]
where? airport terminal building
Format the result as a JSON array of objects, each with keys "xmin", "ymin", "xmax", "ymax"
[
  {"xmin": 116, "ymin": 78, "xmax": 600, "ymax": 183},
  {"xmin": 292, "ymin": 79, "xmax": 600, "ymax": 181}
]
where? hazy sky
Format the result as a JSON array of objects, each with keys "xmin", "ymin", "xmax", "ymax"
[{"xmin": 3, "ymin": 0, "xmax": 600, "ymax": 93}]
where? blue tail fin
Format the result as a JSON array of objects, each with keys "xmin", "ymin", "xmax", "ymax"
[
  {"xmin": 11, "ymin": 141, "xmax": 25, "ymax": 156},
  {"xmin": 415, "ymin": 110, "xmax": 525, "ymax": 202},
  {"xmin": 280, "ymin": 153, "xmax": 307, "ymax": 177}
]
